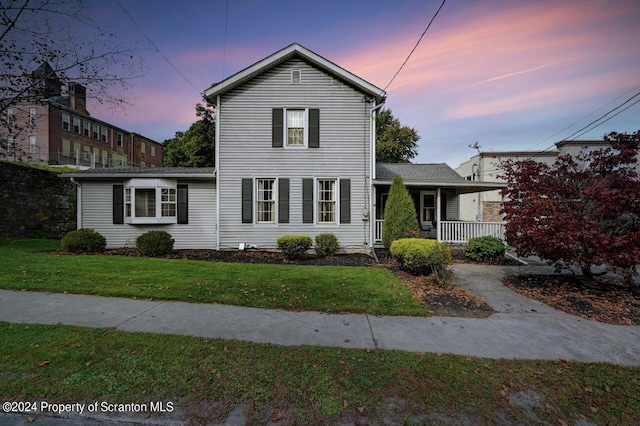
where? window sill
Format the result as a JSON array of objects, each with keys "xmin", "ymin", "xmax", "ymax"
[{"xmin": 126, "ymin": 217, "xmax": 176, "ymax": 225}]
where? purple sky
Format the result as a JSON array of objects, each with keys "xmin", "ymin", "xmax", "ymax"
[{"xmin": 84, "ymin": 0, "xmax": 640, "ymax": 168}]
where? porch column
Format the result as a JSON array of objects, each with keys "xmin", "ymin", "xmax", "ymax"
[{"xmin": 436, "ymin": 188, "xmax": 441, "ymax": 241}]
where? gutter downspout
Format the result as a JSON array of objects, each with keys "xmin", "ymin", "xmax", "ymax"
[
  {"xmin": 215, "ymin": 95, "xmax": 221, "ymax": 251},
  {"xmin": 69, "ymin": 177, "xmax": 81, "ymax": 229}
]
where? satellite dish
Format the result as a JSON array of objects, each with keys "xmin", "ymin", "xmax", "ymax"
[{"xmin": 468, "ymin": 141, "xmax": 481, "ymax": 153}]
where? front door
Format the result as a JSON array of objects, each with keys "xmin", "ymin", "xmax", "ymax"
[{"xmin": 420, "ymin": 191, "xmax": 436, "ymax": 230}]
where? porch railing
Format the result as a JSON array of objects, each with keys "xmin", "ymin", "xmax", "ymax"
[
  {"xmin": 440, "ymin": 221, "xmax": 505, "ymax": 243},
  {"xmin": 374, "ymin": 219, "xmax": 505, "ymax": 244}
]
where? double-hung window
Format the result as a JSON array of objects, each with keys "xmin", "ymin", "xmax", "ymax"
[
  {"xmin": 117, "ymin": 133, "xmax": 123, "ymax": 147},
  {"xmin": 73, "ymin": 117, "xmax": 80, "ymax": 133},
  {"xmin": 93, "ymin": 124, "xmax": 99, "ymax": 140},
  {"xmin": 29, "ymin": 107, "xmax": 36, "ymax": 126},
  {"xmin": 29, "ymin": 135, "xmax": 37, "ymax": 154},
  {"xmin": 83, "ymin": 120, "xmax": 90, "ymax": 137},
  {"xmin": 6, "ymin": 108, "xmax": 14, "ymax": 126},
  {"xmin": 257, "ymin": 179, "xmax": 275, "ymax": 223},
  {"xmin": 317, "ymin": 179, "xmax": 337, "ymax": 224},
  {"xmin": 101, "ymin": 127, "xmax": 108, "ymax": 143},
  {"xmin": 62, "ymin": 113, "xmax": 70, "ymax": 131},
  {"xmin": 286, "ymin": 109, "xmax": 305, "ymax": 146},
  {"xmin": 7, "ymin": 136, "xmax": 15, "ymax": 154}
]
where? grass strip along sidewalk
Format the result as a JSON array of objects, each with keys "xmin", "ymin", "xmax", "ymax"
[
  {"xmin": 0, "ymin": 238, "xmax": 424, "ymax": 316},
  {"xmin": 1, "ymin": 322, "xmax": 639, "ymax": 424}
]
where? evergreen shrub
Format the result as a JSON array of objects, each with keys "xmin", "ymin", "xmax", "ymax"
[
  {"xmin": 61, "ymin": 228, "xmax": 107, "ymax": 253},
  {"xmin": 315, "ymin": 233, "xmax": 339, "ymax": 257},
  {"xmin": 136, "ymin": 230, "xmax": 175, "ymax": 256},
  {"xmin": 276, "ymin": 235, "xmax": 313, "ymax": 259}
]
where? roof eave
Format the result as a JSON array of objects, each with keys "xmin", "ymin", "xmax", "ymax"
[{"xmin": 204, "ymin": 43, "xmax": 386, "ymax": 102}]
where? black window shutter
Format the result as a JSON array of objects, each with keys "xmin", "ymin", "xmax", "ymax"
[
  {"xmin": 308, "ymin": 108, "xmax": 319, "ymax": 148},
  {"xmin": 340, "ymin": 179, "xmax": 351, "ymax": 224},
  {"xmin": 302, "ymin": 178, "xmax": 314, "ymax": 223},
  {"xmin": 272, "ymin": 108, "xmax": 283, "ymax": 148},
  {"xmin": 241, "ymin": 178, "xmax": 253, "ymax": 223},
  {"xmin": 113, "ymin": 185, "xmax": 124, "ymax": 224},
  {"xmin": 278, "ymin": 178, "xmax": 289, "ymax": 224},
  {"xmin": 177, "ymin": 184, "xmax": 188, "ymax": 224}
]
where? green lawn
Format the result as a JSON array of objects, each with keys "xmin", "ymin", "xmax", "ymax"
[
  {"xmin": 0, "ymin": 238, "xmax": 424, "ymax": 316},
  {"xmin": 1, "ymin": 322, "xmax": 638, "ymax": 424}
]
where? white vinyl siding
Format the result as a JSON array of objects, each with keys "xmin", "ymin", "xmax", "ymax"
[
  {"xmin": 80, "ymin": 180, "xmax": 217, "ymax": 249},
  {"xmin": 217, "ymin": 58, "xmax": 372, "ymax": 249}
]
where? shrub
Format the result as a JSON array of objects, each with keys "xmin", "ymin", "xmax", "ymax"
[
  {"xmin": 390, "ymin": 238, "xmax": 452, "ymax": 279},
  {"xmin": 464, "ymin": 235, "xmax": 505, "ymax": 262},
  {"xmin": 61, "ymin": 228, "xmax": 106, "ymax": 253},
  {"xmin": 136, "ymin": 230, "xmax": 175, "ymax": 256},
  {"xmin": 315, "ymin": 233, "xmax": 339, "ymax": 257},
  {"xmin": 276, "ymin": 235, "xmax": 312, "ymax": 259},
  {"xmin": 382, "ymin": 175, "xmax": 419, "ymax": 249}
]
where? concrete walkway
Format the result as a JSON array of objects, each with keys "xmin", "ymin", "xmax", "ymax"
[{"xmin": 1, "ymin": 263, "xmax": 639, "ymax": 367}]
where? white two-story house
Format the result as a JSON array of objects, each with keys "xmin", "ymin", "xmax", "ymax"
[{"xmin": 65, "ymin": 44, "xmax": 504, "ymax": 251}]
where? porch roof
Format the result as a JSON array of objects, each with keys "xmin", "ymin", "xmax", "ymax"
[
  {"xmin": 61, "ymin": 167, "xmax": 217, "ymax": 180},
  {"xmin": 374, "ymin": 163, "xmax": 505, "ymax": 194}
]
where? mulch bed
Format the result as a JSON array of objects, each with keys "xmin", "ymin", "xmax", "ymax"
[{"xmin": 502, "ymin": 274, "xmax": 640, "ymax": 325}]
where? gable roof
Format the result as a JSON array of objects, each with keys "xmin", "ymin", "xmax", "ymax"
[
  {"xmin": 375, "ymin": 163, "xmax": 505, "ymax": 193},
  {"xmin": 204, "ymin": 43, "xmax": 386, "ymax": 103}
]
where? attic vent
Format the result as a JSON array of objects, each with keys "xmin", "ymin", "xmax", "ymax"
[{"xmin": 291, "ymin": 69, "xmax": 301, "ymax": 84}]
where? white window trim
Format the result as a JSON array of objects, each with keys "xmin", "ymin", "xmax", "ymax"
[
  {"xmin": 73, "ymin": 117, "xmax": 80, "ymax": 134},
  {"xmin": 284, "ymin": 107, "xmax": 308, "ymax": 148},
  {"xmin": 7, "ymin": 108, "xmax": 14, "ymax": 125},
  {"xmin": 29, "ymin": 135, "xmax": 37, "ymax": 154},
  {"xmin": 255, "ymin": 177, "xmax": 278, "ymax": 225},
  {"xmin": 315, "ymin": 177, "xmax": 339, "ymax": 226},
  {"xmin": 83, "ymin": 120, "xmax": 90, "ymax": 137},
  {"xmin": 124, "ymin": 178, "xmax": 177, "ymax": 224}
]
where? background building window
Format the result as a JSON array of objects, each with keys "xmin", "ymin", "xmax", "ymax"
[
  {"xmin": 83, "ymin": 120, "xmax": 90, "ymax": 137},
  {"xmin": 7, "ymin": 136, "xmax": 15, "ymax": 154},
  {"xmin": 73, "ymin": 117, "xmax": 80, "ymax": 133},
  {"xmin": 101, "ymin": 127, "xmax": 108, "ymax": 142},
  {"xmin": 29, "ymin": 107, "xmax": 36, "ymax": 126},
  {"xmin": 29, "ymin": 135, "xmax": 37, "ymax": 154},
  {"xmin": 6, "ymin": 108, "xmax": 14, "ymax": 125},
  {"xmin": 93, "ymin": 124, "xmax": 99, "ymax": 139},
  {"xmin": 62, "ymin": 113, "xmax": 70, "ymax": 131},
  {"xmin": 117, "ymin": 133, "xmax": 123, "ymax": 147}
]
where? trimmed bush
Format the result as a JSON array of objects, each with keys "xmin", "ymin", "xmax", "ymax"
[
  {"xmin": 390, "ymin": 238, "xmax": 452, "ymax": 278},
  {"xmin": 315, "ymin": 233, "xmax": 339, "ymax": 257},
  {"xmin": 382, "ymin": 175, "xmax": 419, "ymax": 249},
  {"xmin": 136, "ymin": 230, "xmax": 175, "ymax": 256},
  {"xmin": 276, "ymin": 235, "xmax": 312, "ymax": 259},
  {"xmin": 464, "ymin": 235, "xmax": 505, "ymax": 262},
  {"xmin": 61, "ymin": 228, "xmax": 106, "ymax": 253}
]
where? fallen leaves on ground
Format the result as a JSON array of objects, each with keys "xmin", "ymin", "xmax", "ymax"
[{"xmin": 502, "ymin": 274, "xmax": 640, "ymax": 325}]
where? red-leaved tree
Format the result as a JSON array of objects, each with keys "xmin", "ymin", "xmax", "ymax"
[{"xmin": 500, "ymin": 131, "xmax": 640, "ymax": 281}]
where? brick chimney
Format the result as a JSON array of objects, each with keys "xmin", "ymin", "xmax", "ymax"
[{"xmin": 68, "ymin": 83, "xmax": 87, "ymax": 115}]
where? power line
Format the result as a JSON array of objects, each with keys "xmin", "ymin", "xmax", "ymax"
[
  {"xmin": 114, "ymin": 0, "xmax": 202, "ymax": 95},
  {"xmin": 527, "ymin": 89, "xmax": 640, "ymax": 160},
  {"xmin": 560, "ymin": 91, "xmax": 640, "ymax": 142},
  {"xmin": 383, "ymin": 0, "xmax": 446, "ymax": 91},
  {"xmin": 527, "ymin": 83, "xmax": 640, "ymax": 150}
]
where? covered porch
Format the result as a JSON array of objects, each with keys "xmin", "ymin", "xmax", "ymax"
[{"xmin": 373, "ymin": 163, "xmax": 506, "ymax": 245}]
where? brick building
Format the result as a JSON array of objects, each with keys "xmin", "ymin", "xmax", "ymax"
[{"xmin": 1, "ymin": 63, "xmax": 162, "ymax": 168}]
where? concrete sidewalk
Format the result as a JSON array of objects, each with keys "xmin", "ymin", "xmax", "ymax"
[{"xmin": 1, "ymin": 263, "xmax": 639, "ymax": 366}]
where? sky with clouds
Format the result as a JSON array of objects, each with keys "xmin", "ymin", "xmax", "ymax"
[{"xmin": 81, "ymin": 0, "xmax": 640, "ymax": 168}]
